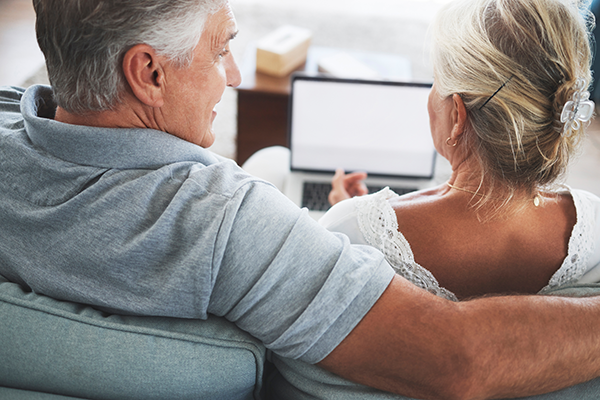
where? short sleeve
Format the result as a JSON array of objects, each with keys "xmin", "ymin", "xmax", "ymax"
[
  {"xmin": 208, "ymin": 182, "xmax": 395, "ymax": 363},
  {"xmin": 318, "ymin": 197, "xmax": 369, "ymax": 245}
]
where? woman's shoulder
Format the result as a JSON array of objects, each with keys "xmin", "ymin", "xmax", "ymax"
[
  {"xmin": 319, "ymin": 187, "xmax": 417, "ymax": 254},
  {"xmin": 320, "ymin": 188, "xmax": 402, "ymax": 225},
  {"xmin": 567, "ymin": 186, "xmax": 600, "ymax": 206},
  {"xmin": 319, "ymin": 188, "xmax": 401, "ymax": 241},
  {"xmin": 557, "ymin": 186, "xmax": 600, "ymax": 227},
  {"xmin": 540, "ymin": 185, "xmax": 600, "ymax": 289}
]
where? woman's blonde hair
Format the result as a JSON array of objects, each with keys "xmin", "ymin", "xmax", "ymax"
[{"xmin": 431, "ymin": 0, "xmax": 593, "ymax": 214}]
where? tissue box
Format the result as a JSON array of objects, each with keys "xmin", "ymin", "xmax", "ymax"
[{"xmin": 256, "ymin": 25, "xmax": 312, "ymax": 77}]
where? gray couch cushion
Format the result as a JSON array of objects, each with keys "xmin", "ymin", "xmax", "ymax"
[
  {"xmin": 0, "ymin": 387, "xmax": 87, "ymax": 399},
  {"xmin": 0, "ymin": 274, "xmax": 266, "ymax": 400}
]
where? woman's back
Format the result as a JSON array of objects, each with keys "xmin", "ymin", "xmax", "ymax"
[
  {"xmin": 390, "ymin": 188, "xmax": 576, "ymax": 299},
  {"xmin": 320, "ymin": 185, "xmax": 600, "ymax": 301}
]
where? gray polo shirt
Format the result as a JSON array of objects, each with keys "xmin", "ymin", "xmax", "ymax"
[{"xmin": 0, "ymin": 85, "xmax": 394, "ymax": 363}]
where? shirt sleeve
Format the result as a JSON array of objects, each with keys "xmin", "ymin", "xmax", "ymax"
[
  {"xmin": 318, "ymin": 197, "xmax": 369, "ymax": 245},
  {"xmin": 208, "ymin": 181, "xmax": 395, "ymax": 363},
  {"xmin": 572, "ymin": 189, "xmax": 600, "ymax": 283}
]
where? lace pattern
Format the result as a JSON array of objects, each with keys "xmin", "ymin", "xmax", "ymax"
[
  {"xmin": 354, "ymin": 188, "xmax": 458, "ymax": 302},
  {"xmin": 539, "ymin": 186, "xmax": 594, "ymax": 293}
]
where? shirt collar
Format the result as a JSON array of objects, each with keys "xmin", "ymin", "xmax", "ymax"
[{"xmin": 21, "ymin": 85, "xmax": 219, "ymax": 169}]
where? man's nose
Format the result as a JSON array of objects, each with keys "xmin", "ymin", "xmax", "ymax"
[{"xmin": 226, "ymin": 55, "xmax": 242, "ymax": 88}]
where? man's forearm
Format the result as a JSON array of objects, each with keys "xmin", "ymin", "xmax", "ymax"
[
  {"xmin": 319, "ymin": 275, "xmax": 600, "ymax": 400},
  {"xmin": 457, "ymin": 291, "xmax": 600, "ymax": 399}
]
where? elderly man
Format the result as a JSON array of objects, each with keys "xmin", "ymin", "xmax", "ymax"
[{"xmin": 1, "ymin": 0, "xmax": 600, "ymax": 399}]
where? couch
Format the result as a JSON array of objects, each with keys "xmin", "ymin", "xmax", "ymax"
[
  {"xmin": 0, "ymin": 273, "xmax": 268, "ymax": 400},
  {"xmin": 3, "ymin": 271, "xmax": 600, "ymax": 400}
]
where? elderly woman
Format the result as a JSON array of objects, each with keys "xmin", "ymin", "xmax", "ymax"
[
  {"xmin": 266, "ymin": 0, "xmax": 600, "ymax": 398},
  {"xmin": 324, "ymin": 0, "xmax": 600, "ymax": 302}
]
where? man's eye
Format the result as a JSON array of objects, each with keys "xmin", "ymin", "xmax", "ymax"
[{"xmin": 219, "ymin": 48, "xmax": 229, "ymax": 58}]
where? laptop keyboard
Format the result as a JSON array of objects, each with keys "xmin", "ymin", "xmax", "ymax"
[{"xmin": 301, "ymin": 182, "xmax": 418, "ymax": 212}]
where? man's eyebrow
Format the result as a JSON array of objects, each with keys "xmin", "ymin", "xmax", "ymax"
[{"xmin": 213, "ymin": 29, "xmax": 238, "ymax": 51}]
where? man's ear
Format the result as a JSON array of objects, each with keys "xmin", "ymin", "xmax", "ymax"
[
  {"xmin": 450, "ymin": 93, "xmax": 467, "ymax": 140},
  {"xmin": 122, "ymin": 44, "xmax": 165, "ymax": 108}
]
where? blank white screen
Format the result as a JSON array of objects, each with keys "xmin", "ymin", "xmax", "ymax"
[{"xmin": 290, "ymin": 79, "xmax": 435, "ymax": 177}]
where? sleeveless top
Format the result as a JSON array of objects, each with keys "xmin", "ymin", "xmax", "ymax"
[{"xmin": 320, "ymin": 186, "xmax": 600, "ymax": 301}]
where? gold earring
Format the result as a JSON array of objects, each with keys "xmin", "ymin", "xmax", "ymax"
[{"xmin": 446, "ymin": 137, "xmax": 457, "ymax": 147}]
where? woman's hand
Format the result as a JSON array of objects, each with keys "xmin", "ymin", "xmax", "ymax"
[{"xmin": 328, "ymin": 168, "xmax": 368, "ymax": 206}]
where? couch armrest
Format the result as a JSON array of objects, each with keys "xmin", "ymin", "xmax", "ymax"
[{"xmin": 0, "ymin": 274, "xmax": 266, "ymax": 400}]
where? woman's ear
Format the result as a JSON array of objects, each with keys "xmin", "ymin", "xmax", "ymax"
[
  {"xmin": 450, "ymin": 93, "xmax": 467, "ymax": 140},
  {"xmin": 122, "ymin": 44, "xmax": 165, "ymax": 108}
]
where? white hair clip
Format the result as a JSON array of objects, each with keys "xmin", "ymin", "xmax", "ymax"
[{"xmin": 560, "ymin": 78, "xmax": 595, "ymax": 137}]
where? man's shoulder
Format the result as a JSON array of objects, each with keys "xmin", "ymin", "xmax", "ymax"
[
  {"xmin": 0, "ymin": 86, "xmax": 27, "ymax": 138},
  {"xmin": 182, "ymin": 159, "xmax": 300, "ymax": 223},
  {"xmin": 0, "ymin": 86, "xmax": 26, "ymax": 114},
  {"xmin": 0, "ymin": 85, "xmax": 26, "ymax": 100}
]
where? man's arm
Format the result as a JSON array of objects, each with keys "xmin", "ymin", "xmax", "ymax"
[{"xmin": 319, "ymin": 275, "xmax": 600, "ymax": 400}]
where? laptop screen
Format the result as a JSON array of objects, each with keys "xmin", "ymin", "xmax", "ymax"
[{"xmin": 289, "ymin": 76, "xmax": 435, "ymax": 178}]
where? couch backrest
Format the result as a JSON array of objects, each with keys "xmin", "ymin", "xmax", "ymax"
[{"xmin": 0, "ymin": 274, "xmax": 267, "ymax": 400}]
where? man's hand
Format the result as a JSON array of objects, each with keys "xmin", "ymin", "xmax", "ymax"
[{"xmin": 328, "ymin": 168, "xmax": 368, "ymax": 206}]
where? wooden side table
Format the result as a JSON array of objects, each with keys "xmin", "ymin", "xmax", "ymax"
[{"xmin": 235, "ymin": 46, "xmax": 411, "ymax": 165}]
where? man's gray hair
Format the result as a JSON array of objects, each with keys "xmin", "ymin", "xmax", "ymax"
[{"xmin": 33, "ymin": 0, "xmax": 227, "ymax": 113}]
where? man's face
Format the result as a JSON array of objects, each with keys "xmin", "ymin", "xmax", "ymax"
[{"xmin": 160, "ymin": 3, "xmax": 240, "ymax": 148}]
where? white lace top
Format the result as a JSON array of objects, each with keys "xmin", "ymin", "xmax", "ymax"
[{"xmin": 319, "ymin": 186, "xmax": 600, "ymax": 301}]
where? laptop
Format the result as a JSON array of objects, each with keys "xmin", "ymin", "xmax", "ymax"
[{"xmin": 283, "ymin": 74, "xmax": 437, "ymax": 219}]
